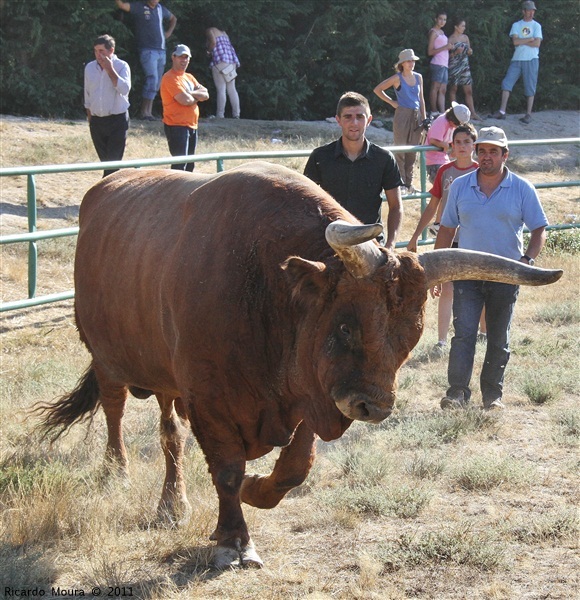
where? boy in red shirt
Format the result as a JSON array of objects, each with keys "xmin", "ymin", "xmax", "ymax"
[{"xmin": 408, "ymin": 123, "xmax": 485, "ymax": 351}]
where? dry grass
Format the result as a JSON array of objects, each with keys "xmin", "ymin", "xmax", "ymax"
[{"xmin": 1, "ymin": 115, "xmax": 579, "ymax": 599}]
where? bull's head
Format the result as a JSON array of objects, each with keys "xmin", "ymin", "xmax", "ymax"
[{"xmin": 318, "ymin": 219, "xmax": 563, "ymax": 425}]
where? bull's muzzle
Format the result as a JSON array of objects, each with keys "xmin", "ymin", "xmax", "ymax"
[{"xmin": 334, "ymin": 392, "xmax": 394, "ymax": 423}]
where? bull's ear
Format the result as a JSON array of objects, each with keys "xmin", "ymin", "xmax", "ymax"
[{"xmin": 281, "ymin": 256, "xmax": 329, "ymax": 301}]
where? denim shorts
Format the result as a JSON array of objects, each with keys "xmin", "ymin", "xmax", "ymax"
[
  {"xmin": 430, "ymin": 64, "xmax": 449, "ymax": 84},
  {"xmin": 501, "ymin": 58, "xmax": 539, "ymax": 97}
]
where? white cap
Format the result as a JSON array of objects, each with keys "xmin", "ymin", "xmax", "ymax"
[
  {"xmin": 173, "ymin": 44, "xmax": 191, "ymax": 57},
  {"xmin": 451, "ymin": 101, "xmax": 471, "ymax": 123}
]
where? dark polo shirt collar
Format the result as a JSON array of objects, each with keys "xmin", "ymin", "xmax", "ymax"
[{"xmin": 333, "ymin": 137, "xmax": 371, "ymax": 161}]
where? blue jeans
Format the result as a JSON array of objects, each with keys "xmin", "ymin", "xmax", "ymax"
[
  {"xmin": 139, "ymin": 49, "xmax": 166, "ymax": 99},
  {"xmin": 164, "ymin": 125, "xmax": 197, "ymax": 171},
  {"xmin": 447, "ymin": 280, "xmax": 519, "ymax": 403}
]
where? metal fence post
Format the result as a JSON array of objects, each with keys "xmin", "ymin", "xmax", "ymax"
[
  {"xmin": 27, "ymin": 174, "xmax": 37, "ymax": 299},
  {"xmin": 419, "ymin": 152, "xmax": 428, "ymax": 244}
]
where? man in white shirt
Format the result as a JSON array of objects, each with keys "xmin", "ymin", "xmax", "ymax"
[
  {"xmin": 488, "ymin": 1, "xmax": 542, "ymax": 124},
  {"xmin": 84, "ymin": 34, "xmax": 131, "ymax": 176}
]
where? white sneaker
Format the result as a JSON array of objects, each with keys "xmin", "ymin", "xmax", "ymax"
[{"xmin": 483, "ymin": 398, "xmax": 505, "ymax": 411}]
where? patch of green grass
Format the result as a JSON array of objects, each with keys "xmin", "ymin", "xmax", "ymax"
[
  {"xmin": 543, "ymin": 228, "xmax": 580, "ymax": 254},
  {"xmin": 1, "ymin": 355, "xmax": 83, "ymax": 401},
  {"xmin": 0, "ymin": 459, "xmax": 80, "ymax": 495},
  {"xmin": 379, "ymin": 523, "xmax": 505, "ymax": 571},
  {"xmin": 398, "ymin": 371, "xmax": 418, "ymax": 391},
  {"xmin": 507, "ymin": 508, "xmax": 578, "ymax": 543},
  {"xmin": 535, "ymin": 301, "xmax": 580, "ymax": 326},
  {"xmin": 404, "ymin": 452, "xmax": 446, "ymax": 480},
  {"xmin": 523, "ymin": 376, "xmax": 562, "ymax": 405},
  {"xmin": 318, "ymin": 482, "xmax": 432, "ymax": 519},
  {"xmin": 386, "ymin": 484, "xmax": 433, "ymax": 518},
  {"xmin": 552, "ymin": 409, "xmax": 580, "ymax": 446},
  {"xmin": 327, "ymin": 441, "xmax": 387, "ymax": 481},
  {"xmin": 450, "ymin": 455, "xmax": 534, "ymax": 491},
  {"xmin": 38, "ymin": 236, "xmax": 77, "ymax": 262},
  {"xmin": 377, "ymin": 409, "xmax": 499, "ymax": 450}
]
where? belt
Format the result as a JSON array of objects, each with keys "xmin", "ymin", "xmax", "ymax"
[{"xmin": 91, "ymin": 112, "xmax": 127, "ymax": 120}]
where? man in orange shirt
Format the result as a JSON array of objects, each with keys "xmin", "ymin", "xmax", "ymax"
[{"xmin": 160, "ymin": 44, "xmax": 209, "ymax": 171}]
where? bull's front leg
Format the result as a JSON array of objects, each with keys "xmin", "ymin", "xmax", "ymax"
[
  {"xmin": 208, "ymin": 459, "xmax": 263, "ymax": 569},
  {"xmin": 210, "ymin": 462, "xmax": 264, "ymax": 569},
  {"xmin": 187, "ymin": 408, "xmax": 263, "ymax": 569},
  {"xmin": 241, "ymin": 420, "xmax": 317, "ymax": 508}
]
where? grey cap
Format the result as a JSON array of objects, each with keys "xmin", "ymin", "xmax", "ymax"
[
  {"xmin": 522, "ymin": 1, "xmax": 537, "ymax": 10},
  {"xmin": 173, "ymin": 44, "xmax": 191, "ymax": 57},
  {"xmin": 475, "ymin": 126, "xmax": 509, "ymax": 148}
]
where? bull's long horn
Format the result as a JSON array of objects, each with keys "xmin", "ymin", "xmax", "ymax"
[
  {"xmin": 325, "ymin": 220, "xmax": 387, "ymax": 278},
  {"xmin": 419, "ymin": 249, "xmax": 563, "ymax": 288}
]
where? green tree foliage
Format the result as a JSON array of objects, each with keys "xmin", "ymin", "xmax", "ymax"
[
  {"xmin": 0, "ymin": 0, "xmax": 578, "ymax": 119},
  {"xmin": 0, "ymin": 1, "xmax": 129, "ymax": 117}
]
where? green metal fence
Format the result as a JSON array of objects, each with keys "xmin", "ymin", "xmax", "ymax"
[{"xmin": 1, "ymin": 138, "xmax": 578, "ymax": 313}]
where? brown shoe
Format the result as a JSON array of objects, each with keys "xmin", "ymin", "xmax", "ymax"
[
  {"xmin": 488, "ymin": 110, "xmax": 506, "ymax": 120},
  {"xmin": 519, "ymin": 114, "xmax": 532, "ymax": 124},
  {"xmin": 441, "ymin": 391, "xmax": 466, "ymax": 410}
]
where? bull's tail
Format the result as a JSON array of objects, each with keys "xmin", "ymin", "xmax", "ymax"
[{"xmin": 32, "ymin": 365, "xmax": 101, "ymax": 442}]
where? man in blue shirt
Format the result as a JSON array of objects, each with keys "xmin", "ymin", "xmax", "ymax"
[
  {"xmin": 434, "ymin": 126, "xmax": 548, "ymax": 410},
  {"xmin": 115, "ymin": 0, "xmax": 177, "ymax": 120},
  {"xmin": 304, "ymin": 92, "xmax": 403, "ymax": 249}
]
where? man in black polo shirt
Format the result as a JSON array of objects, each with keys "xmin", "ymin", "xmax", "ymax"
[{"xmin": 304, "ymin": 91, "xmax": 403, "ymax": 249}]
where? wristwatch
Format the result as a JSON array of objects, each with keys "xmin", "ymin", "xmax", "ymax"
[{"xmin": 522, "ymin": 254, "xmax": 535, "ymax": 266}]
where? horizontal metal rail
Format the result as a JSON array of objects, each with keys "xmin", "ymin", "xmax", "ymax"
[{"xmin": 1, "ymin": 138, "xmax": 578, "ymax": 313}]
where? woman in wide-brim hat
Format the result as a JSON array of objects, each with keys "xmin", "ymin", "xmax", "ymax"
[{"xmin": 373, "ymin": 49, "xmax": 427, "ymax": 193}]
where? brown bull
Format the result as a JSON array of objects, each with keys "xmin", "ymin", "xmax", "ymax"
[{"xmin": 36, "ymin": 162, "xmax": 562, "ymax": 569}]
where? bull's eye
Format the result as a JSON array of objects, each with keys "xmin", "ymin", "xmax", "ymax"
[{"xmin": 339, "ymin": 323, "xmax": 351, "ymax": 337}]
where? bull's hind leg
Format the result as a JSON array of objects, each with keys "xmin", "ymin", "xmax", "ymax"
[
  {"xmin": 96, "ymin": 373, "xmax": 130, "ymax": 478},
  {"xmin": 156, "ymin": 394, "xmax": 192, "ymax": 525},
  {"xmin": 241, "ymin": 421, "xmax": 317, "ymax": 508}
]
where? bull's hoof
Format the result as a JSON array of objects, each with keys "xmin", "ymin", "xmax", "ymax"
[
  {"xmin": 240, "ymin": 474, "xmax": 266, "ymax": 507},
  {"xmin": 156, "ymin": 498, "xmax": 192, "ymax": 528},
  {"xmin": 211, "ymin": 539, "xmax": 264, "ymax": 570},
  {"xmin": 240, "ymin": 540, "xmax": 263, "ymax": 568},
  {"xmin": 240, "ymin": 474, "xmax": 282, "ymax": 509}
]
